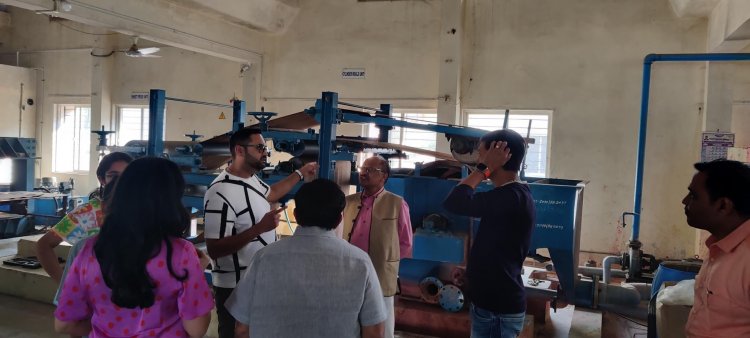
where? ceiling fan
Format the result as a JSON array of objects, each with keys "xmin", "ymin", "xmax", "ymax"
[
  {"xmin": 90, "ymin": 36, "xmax": 162, "ymax": 58},
  {"xmin": 120, "ymin": 37, "xmax": 160, "ymax": 58}
]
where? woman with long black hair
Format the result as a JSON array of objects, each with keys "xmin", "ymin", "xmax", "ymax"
[{"xmin": 53, "ymin": 157, "xmax": 213, "ymax": 337}]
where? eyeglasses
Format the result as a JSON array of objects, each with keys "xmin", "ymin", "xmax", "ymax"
[
  {"xmin": 238, "ymin": 143, "xmax": 269, "ymax": 153},
  {"xmin": 358, "ymin": 167, "xmax": 384, "ymax": 174},
  {"xmin": 104, "ymin": 172, "xmax": 120, "ymax": 181}
]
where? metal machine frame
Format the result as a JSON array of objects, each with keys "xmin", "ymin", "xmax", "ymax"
[
  {"xmin": 250, "ymin": 92, "xmax": 587, "ymax": 305},
  {"xmin": 138, "ymin": 90, "xmax": 588, "ymax": 321}
]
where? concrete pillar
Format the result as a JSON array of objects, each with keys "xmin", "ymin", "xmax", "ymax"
[
  {"xmin": 702, "ymin": 62, "xmax": 734, "ymax": 132},
  {"xmin": 436, "ymin": 0, "xmax": 463, "ymax": 153},
  {"xmin": 242, "ymin": 61, "xmax": 262, "ymax": 113},
  {"xmin": 89, "ymin": 34, "xmax": 116, "ymax": 190},
  {"xmin": 695, "ymin": 61, "xmax": 735, "ymax": 256}
]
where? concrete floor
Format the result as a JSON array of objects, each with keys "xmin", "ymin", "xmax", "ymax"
[
  {"xmin": 0, "ymin": 293, "xmax": 602, "ymax": 338},
  {"xmin": 0, "ymin": 236, "xmax": 604, "ymax": 337}
]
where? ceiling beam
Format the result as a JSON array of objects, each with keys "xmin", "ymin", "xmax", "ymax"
[
  {"xmin": 0, "ymin": 0, "xmax": 269, "ymax": 63},
  {"xmin": 179, "ymin": 0, "xmax": 299, "ymax": 34},
  {"xmin": 707, "ymin": 0, "xmax": 750, "ymax": 52},
  {"xmin": 669, "ymin": 0, "xmax": 719, "ymax": 18}
]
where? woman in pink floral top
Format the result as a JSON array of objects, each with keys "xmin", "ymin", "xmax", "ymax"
[{"xmin": 54, "ymin": 157, "xmax": 213, "ymax": 337}]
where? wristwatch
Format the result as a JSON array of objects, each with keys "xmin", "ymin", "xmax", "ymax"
[
  {"xmin": 475, "ymin": 163, "xmax": 491, "ymax": 179},
  {"xmin": 294, "ymin": 169, "xmax": 304, "ymax": 180}
]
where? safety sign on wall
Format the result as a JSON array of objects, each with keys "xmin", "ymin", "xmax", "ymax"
[{"xmin": 701, "ymin": 132, "xmax": 735, "ymax": 162}]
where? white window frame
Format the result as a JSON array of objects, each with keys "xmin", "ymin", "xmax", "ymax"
[
  {"xmin": 0, "ymin": 159, "xmax": 10, "ymax": 185},
  {"xmin": 463, "ymin": 109, "xmax": 552, "ymax": 178},
  {"xmin": 115, "ymin": 105, "xmax": 152, "ymax": 146},
  {"xmin": 366, "ymin": 109, "xmax": 438, "ymax": 169},
  {"xmin": 53, "ymin": 104, "xmax": 91, "ymax": 174}
]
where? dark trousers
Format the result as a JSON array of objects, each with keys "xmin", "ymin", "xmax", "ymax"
[{"xmin": 214, "ymin": 286, "xmax": 237, "ymax": 338}]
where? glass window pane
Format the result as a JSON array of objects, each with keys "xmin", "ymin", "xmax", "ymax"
[
  {"xmin": 118, "ymin": 107, "xmax": 148, "ymax": 145},
  {"xmin": 0, "ymin": 159, "xmax": 10, "ymax": 184},
  {"xmin": 53, "ymin": 104, "xmax": 91, "ymax": 173},
  {"xmin": 367, "ymin": 112, "xmax": 437, "ymax": 169},
  {"xmin": 467, "ymin": 110, "xmax": 550, "ymax": 178},
  {"xmin": 392, "ymin": 112, "xmax": 437, "ymax": 169},
  {"xmin": 78, "ymin": 107, "xmax": 91, "ymax": 171},
  {"xmin": 54, "ymin": 106, "xmax": 75, "ymax": 173}
]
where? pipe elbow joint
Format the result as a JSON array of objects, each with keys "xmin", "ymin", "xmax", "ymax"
[{"xmin": 644, "ymin": 54, "xmax": 659, "ymax": 64}]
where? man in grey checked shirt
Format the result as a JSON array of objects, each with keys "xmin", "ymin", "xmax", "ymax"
[{"xmin": 226, "ymin": 178, "xmax": 387, "ymax": 338}]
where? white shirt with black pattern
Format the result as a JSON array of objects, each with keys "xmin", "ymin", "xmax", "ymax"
[{"xmin": 203, "ymin": 169, "xmax": 274, "ymax": 288}]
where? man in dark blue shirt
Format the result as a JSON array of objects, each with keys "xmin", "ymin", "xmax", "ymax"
[{"xmin": 443, "ymin": 129, "xmax": 535, "ymax": 338}]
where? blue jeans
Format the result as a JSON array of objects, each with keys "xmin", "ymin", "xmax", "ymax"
[{"xmin": 470, "ymin": 304, "xmax": 525, "ymax": 338}]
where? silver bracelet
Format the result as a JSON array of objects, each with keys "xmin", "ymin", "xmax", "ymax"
[{"xmin": 294, "ymin": 169, "xmax": 304, "ymax": 180}]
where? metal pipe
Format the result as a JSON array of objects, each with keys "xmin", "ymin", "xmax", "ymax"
[
  {"xmin": 632, "ymin": 53, "xmax": 750, "ymax": 243},
  {"xmin": 580, "ymin": 249, "xmax": 619, "ymax": 255},
  {"xmin": 33, "ymin": 67, "xmax": 45, "ymax": 179},
  {"xmin": 578, "ymin": 266, "xmax": 627, "ymax": 278},
  {"xmin": 148, "ymin": 90, "xmax": 166, "ymax": 156},
  {"xmin": 600, "ymin": 284, "xmax": 642, "ymax": 307},
  {"xmin": 633, "ymin": 58, "xmax": 652, "ymax": 242},
  {"xmin": 645, "ymin": 53, "xmax": 750, "ymax": 63},
  {"xmin": 165, "ymin": 97, "xmax": 233, "ymax": 108},
  {"xmin": 18, "ymin": 83, "xmax": 23, "ymax": 137},
  {"xmin": 318, "ymin": 92, "xmax": 337, "ymax": 180},
  {"xmin": 262, "ymin": 96, "xmax": 439, "ymax": 101},
  {"xmin": 602, "ymin": 255, "xmax": 621, "ymax": 285},
  {"xmin": 338, "ymin": 101, "xmax": 383, "ymax": 113},
  {"xmin": 1, "ymin": 48, "xmax": 93, "ymax": 55}
]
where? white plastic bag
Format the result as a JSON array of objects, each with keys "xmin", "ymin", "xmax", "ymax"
[{"xmin": 656, "ymin": 279, "xmax": 695, "ymax": 306}]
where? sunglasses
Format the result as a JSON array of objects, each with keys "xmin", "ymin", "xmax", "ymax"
[{"xmin": 238, "ymin": 143, "xmax": 269, "ymax": 153}]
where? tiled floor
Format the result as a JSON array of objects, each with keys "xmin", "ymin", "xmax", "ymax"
[{"xmin": 0, "ymin": 293, "xmax": 602, "ymax": 338}]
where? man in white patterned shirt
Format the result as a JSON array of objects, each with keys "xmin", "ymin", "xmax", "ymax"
[{"xmin": 204, "ymin": 127, "xmax": 317, "ymax": 338}]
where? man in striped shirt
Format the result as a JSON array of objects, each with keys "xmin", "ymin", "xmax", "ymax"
[{"xmin": 204, "ymin": 127, "xmax": 318, "ymax": 338}]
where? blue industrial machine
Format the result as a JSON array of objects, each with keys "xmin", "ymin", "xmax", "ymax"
[
  {"xmin": 137, "ymin": 89, "xmax": 587, "ymax": 297},
  {"xmin": 388, "ymin": 175, "xmax": 585, "ymax": 305},
  {"xmin": 249, "ymin": 92, "xmax": 588, "ymax": 337},
  {"xmin": 135, "ymin": 89, "xmax": 588, "ymax": 336},
  {"xmin": 0, "ymin": 137, "xmax": 36, "ymax": 192},
  {"xmin": 0, "ymin": 137, "xmax": 77, "ymax": 238},
  {"xmin": 251, "ymin": 92, "xmax": 587, "ymax": 304}
]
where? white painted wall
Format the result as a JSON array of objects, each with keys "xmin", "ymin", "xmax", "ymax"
[
  {"xmin": 4, "ymin": 50, "xmax": 94, "ymax": 194},
  {"xmin": 261, "ymin": 0, "xmax": 441, "ymax": 113},
  {"xmin": 0, "ymin": 7, "xmax": 96, "ymax": 193},
  {"xmin": 0, "ymin": 7, "xmax": 243, "ymax": 194},
  {"xmin": 260, "ymin": 0, "xmax": 442, "ymax": 144},
  {"xmin": 464, "ymin": 1, "xmax": 708, "ymax": 259},
  {"xmin": 112, "ymin": 47, "xmax": 243, "ymax": 141},
  {"xmin": 0, "ymin": 64, "xmax": 36, "ymax": 138},
  {"xmin": 262, "ymin": 0, "xmax": 709, "ymax": 259},
  {"xmin": 0, "ymin": 0, "xmax": 740, "ymax": 260},
  {"xmin": 732, "ymin": 104, "xmax": 750, "ymax": 148},
  {"xmin": 729, "ymin": 51, "xmax": 750, "ymax": 148}
]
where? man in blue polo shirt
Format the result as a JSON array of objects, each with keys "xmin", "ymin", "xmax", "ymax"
[{"xmin": 443, "ymin": 129, "xmax": 535, "ymax": 338}]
